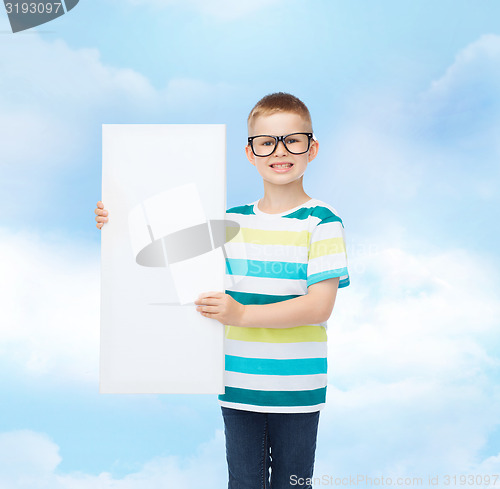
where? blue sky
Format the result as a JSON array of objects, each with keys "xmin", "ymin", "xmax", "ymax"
[{"xmin": 1, "ymin": 1, "xmax": 500, "ymax": 487}]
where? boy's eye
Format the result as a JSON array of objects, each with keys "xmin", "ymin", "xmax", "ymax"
[
  {"xmin": 254, "ymin": 137, "xmax": 276, "ymax": 147},
  {"xmin": 286, "ymin": 138, "xmax": 298, "ymax": 144}
]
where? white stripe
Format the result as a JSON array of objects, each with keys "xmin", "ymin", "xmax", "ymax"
[
  {"xmin": 308, "ymin": 253, "xmax": 348, "ymax": 275},
  {"xmin": 227, "ymin": 212, "xmax": 319, "ymax": 232},
  {"xmin": 225, "ymin": 339, "xmax": 327, "ymax": 359},
  {"xmin": 219, "ymin": 400, "xmax": 325, "ymax": 413},
  {"xmin": 224, "ymin": 274, "xmax": 307, "ymax": 296},
  {"xmin": 224, "ymin": 371, "xmax": 327, "ymax": 391},
  {"xmin": 311, "ymin": 220, "xmax": 345, "ymax": 239}
]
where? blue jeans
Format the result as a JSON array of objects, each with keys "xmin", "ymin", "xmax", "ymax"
[{"xmin": 221, "ymin": 406, "xmax": 320, "ymax": 489}]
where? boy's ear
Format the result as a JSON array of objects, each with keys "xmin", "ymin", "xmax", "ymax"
[
  {"xmin": 308, "ymin": 139, "xmax": 319, "ymax": 162},
  {"xmin": 245, "ymin": 144, "xmax": 256, "ymax": 166}
]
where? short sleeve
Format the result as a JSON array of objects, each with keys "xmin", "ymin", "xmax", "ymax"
[{"xmin": 307, "ymin": 211, "xmax": 350, "ymax": 289}]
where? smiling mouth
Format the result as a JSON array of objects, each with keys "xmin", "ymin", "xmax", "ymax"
[{"xmin": 270, "ymin": 163, "xmax": 293, "ymax": 168}]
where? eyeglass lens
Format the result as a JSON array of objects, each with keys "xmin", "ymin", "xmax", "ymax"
[{"xmin": 252, "ymin": 133, "xmax": 310, "ymax": 156}]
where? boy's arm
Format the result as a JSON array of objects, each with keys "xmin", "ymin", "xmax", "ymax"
[
  {"xmin": 240, "ymin": 277, "xmax": 339, "ymax": 328},
  {"xmin": 195, "ymin": 277, "xmax": 339, "ymax": 328}
]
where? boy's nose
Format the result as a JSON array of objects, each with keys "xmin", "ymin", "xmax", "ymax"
[{"xmin": 274, "ymin": 140, "xmax": 288, "ymax": 155}]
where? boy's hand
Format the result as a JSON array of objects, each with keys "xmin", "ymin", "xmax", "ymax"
[
  {"xmin": 94, "ymin": 201, "xmax": 108, "ymax": 229},
  {"xmin": 194, "ymin": 292, "xmax": 246, "ymax": 326}
]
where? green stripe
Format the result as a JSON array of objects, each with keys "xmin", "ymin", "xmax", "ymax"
[
  {"xmin": 309, "ymin": 237, "xmax": 346, "ymax": 259},
  {"xmin": 225, "ymin": 325, "xmax": 327, "ymax": 343},
  {"xmin": 226, "ymin": 258, "xmax": 307, "ymax": 280},
  {"xmin": 219, "ymin": 386, "xmax": 327, "ymax": 407},
  {"xmin": 284, "ymin": 205, "xmax": 343, "ymax": 225},
  {"xmin": 226, "ymin": 205, "xmax": 256, "ymax": 215},
  {"xmin": 226, "ymin": 290, "xmax": 299, "ymax": 305},
  {"xmin": 226, "ymin": 203, "xmax": 343, "ymax": 227},
  {"xmin": 225, "ymin": 355, "xmax": 327, "ymax": 375},
  {"xmin": 226, "ymin": 204, "xmax": 342, "ymax": 224},
  {"xmin": 226, "ymin": 227, "xmax": 310, "ymax": 247}
]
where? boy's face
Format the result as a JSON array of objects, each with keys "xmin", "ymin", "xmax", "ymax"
[{"xmin": 245, "ymin": 112, "xmax": 318, "ymax": 188}]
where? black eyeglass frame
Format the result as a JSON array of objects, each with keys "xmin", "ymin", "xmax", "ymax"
[{"xmin": 247, "ymin": 132, "xmax": 314, "ymax": 157}]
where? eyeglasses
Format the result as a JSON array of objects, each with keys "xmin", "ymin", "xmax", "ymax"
[{"xmin": 247, "ymin": 132, "xmax": 314, "ymax": 157}]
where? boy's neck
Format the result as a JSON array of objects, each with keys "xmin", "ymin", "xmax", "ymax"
[{"xmin": 258, "ymin": 182, "xmax": 311, "ymax": 214}]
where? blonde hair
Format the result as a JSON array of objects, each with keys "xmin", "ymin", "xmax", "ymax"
[{"xmin": 247, "ymin": 92, "xmax": 313, "ymax": 133}]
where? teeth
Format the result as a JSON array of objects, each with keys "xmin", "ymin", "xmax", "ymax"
[{"xmin": 272, "ymin": 164, "xmax": 292, "ymax": 168}]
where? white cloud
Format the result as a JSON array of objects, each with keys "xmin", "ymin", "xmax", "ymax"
[
  {"xmin": 331, "ymin": 243, "xmax": 500, "ymax": 385},
  {"xmin": 413, "ymin": 33, "xmax": 500, "ymax": 152},
  {"xmin": 316, "ymin": 34, "xmax": 500, "ymax": 240},
  {"xmin": 421, "ymin": 34, "xmax": 500, "ymax": 115},
  {"xmin": 475, "ymin": 452, "xmax": 500, "ymax": 472},
  {"xmin": 0, "ymin": 429, "xmax": 226, "ymax": 489},
  {"xmin": 0, "ymin": 29, "xmax": 238, "ymax": 223},
  {"xmin": 0, "ymin": 32, "xmax": 235, "ymax": 166},
  {"xmin": 314, "ymin": 239, "xmax": 500, "ymax": 477},
  {"xmin": 0, "ymin": 228, "xmax": 100, "ymax": 383},
  {"xmin": 316, "ymin": 377, "xmax": 500, "ymax": 478},
  {"xmin": 0, "ymin": 430, "xmax": 61, "ymax": 482},
  {"xmin": 0, "ymin": 35, "xmax": 155, "ymax": 170}
]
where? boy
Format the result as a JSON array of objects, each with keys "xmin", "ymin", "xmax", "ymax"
[{"xmin": 95, "ymin": 92, "xmax": 349, "ymax": 488}]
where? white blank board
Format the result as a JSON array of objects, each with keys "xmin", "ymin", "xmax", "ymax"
[{"xmin": 100, "ymin": 124, "xmax": 226, "ymax": 394}]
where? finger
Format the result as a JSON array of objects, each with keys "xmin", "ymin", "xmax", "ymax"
[
  {"xmin": 94, "ymin": 209, "xmax": 108, "ymax": 218},
  {"xmin": 97, "ymin": 201, "xmax": 103, "ymax": 208},
  {"xmin": 96, "ymin": 222, "xmax": 103, "ymax": 229},
  {"xmin": 95, "ymin": 216, "xmax": 108, "ymax": 223},
  {"xmin": 197, "ymin": 291, "xmax": 223, "ymax": 299},
  {"xmin": 196, "ymin": 297, "xmax": 219, "ymax": 305},
  {"xmin": 197, "ymin": 305, "xmax": 219, "ymax": 313},
  {"xmin": 202, "ymin": 312, "xmax": 218, "ymax": 319}
]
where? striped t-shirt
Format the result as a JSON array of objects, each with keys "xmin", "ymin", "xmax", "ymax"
[{"xmin": 218, "ymin": 197, "xmax": 350, "ymax": 413}]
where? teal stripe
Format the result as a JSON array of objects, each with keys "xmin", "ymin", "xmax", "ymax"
[
  {"xmin": 283, "ymin": 206, "xmax": 319, "ymax": 220},
  {"xmin": 225, "ymin": 355, "xmax": 327, "ymax": 375},
  {"xmin": 219, "ymin": 386, "xmax": 327, "ymax": 407},
  {"xmin": 319, "ymin": 215, "xmax": 344, "ymax": 226},
  {"xmin": 284, "ymin": 205, "xmax": 343, "ymax": 225},
  {"xmin": 307, "ymin": 268, "xmax": 349, "ymax": 287},
  {"xmin": 340, "ymin": 276, "xmax": 350, "ymax": 288},
  {"xmin": 226, "ymin": 258, "xmax": 307, "ymax": 280},
  {"xmin": 226, "ymin": 290, "xmax": 300, "ymax": 305},
  {"xmin": 226, "ymin": 205, "xmax": 255, "ymax": 215},
  {"xmin": 226, "ymin": 203, "xmax": 343, "ymax": 226}
]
